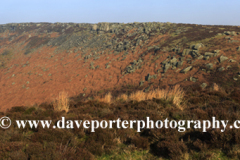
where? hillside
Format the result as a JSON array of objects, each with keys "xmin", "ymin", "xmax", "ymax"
[
  {"xmin": 1, "ymin": 22, "xmax": 240, "ymax": 111},
  {"xmin": 1, "ymin": 22, "xmax": 240, "ymax": 159}
]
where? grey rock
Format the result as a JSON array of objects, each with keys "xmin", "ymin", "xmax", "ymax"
[
  {"xmin": 121, "ymin": 57, "xmax": 126, "ymax": 61},
  {"xmin": 148, "ymin": 46, "xmax": 155, "ymax": 51},
  {"xmin": 224, "ymin": 31, "xmax": 231, "ymax": 35},
  {"xmin": 98, "ymin": 22, "xmax": 110, "ymax": 31},
  {"xmin": 229, "ymin": 40, "xmax": 239, "ymax": 43},
  {"xmin": 226, "ymin": 65, "xmax": 232, "ymax": 70},
  {"xmin": 192, "ymin": 43, "xmax": 204, "ymax": 50},
  {"xmin": 170, "ymin": 57, "xmax": 178, "ymax": 64},
  {"xmin": 172, "ymin": 47, "xmax": 181, "ymax": 54},
  {"xmin": 225, "ymin": 36, "xmax": 232, "ymax": 40},
  {"xmin": 197, "ymin": 55, "xmax": 203, "ymax": 59},
  {"xmin": 191, "ymin": 50, "xmax": 201, "ymax": 58},
  {"xmin": 161, "ymin": 59, "xmax": 169, "ymax": 65},
  {"xmin": 217, "ymin": 33, "xmax": 223, "ymax": 36},
  {"xmin": 186, "ymin": 58, "xmax": 192, "ymax": 62},
  {"xmin": 163, "ymin": 62, "xmax": 171, "ymax": 73},
  {"xmin": 157, "ymin": 68, "xmax": 162, "ymax": 73},
  {"xmin": 219, "ymin": 55, "xmax": 228, "ymax": 63},
  {"xmin": 94, "ymin": 57, "xmax": 100, "ymax": 60},
  {"xmin": 139, "ymin": 80, "xmax": 145, "ymax": 87},
  {"xmin": 145, "ymin": 74, "xmax": 153, "ymax": 81},
  {"xmin": 229, "ymin": 59, "xmax": 236, "ymax": 63},
  {"xmin": 176, "ymin": 61, "xmax": 184, "ymax": 67},
  {"xmin": 200, "ymin": 83, "xmax": 207, "ymax": 89},
  {"xmin": 231, "ymin": 31, "xmax": 237, "ymax": 36},
  {"xmin": 204, "ymin": 56, "xmax": 210, "ymax": 60},
  {"xmin": 172, "ymin": 61, "xmax": 178, "ymax": 67},
  {"xmin": 180, "ymin": 66, "xmax": 192, "ymax": 73},
  {"xmin": 182, "ymin": 49, "xmax": 191, "ymax": 56},
  {"xmin": 190, "ymin": 77, "xmax": 198, "ymax": 82},
  {"xmin": 213, "ymin": 50, "xmax": 220, "ymax": 57},
  {"xmin": 204, "ymin": 52, "xmax": 214, "ymax": 58},
  {"xmin": 206, "ymin": 63, "xmax": 213, "ymax": 70},
  {"xmin": 153, "ymin": 74, "xmax": 157, "ymax": 79},
  {"xmin": 218, "ymin": 67, "xmax": 225, "ymax": 71},
  {"xmin": 237, "ymin": 46, "xmax": 240, "ymax": 51},
  {"xmin": 91, "ymin": 24, "xmax": 98, "ymax": 31},
  {"xmin": 223, "ymin": 31, "xmax": 237, "ymax": 36},
  {"xmin": 122, "ymin": 58, "xmax": 143, "ymax": 75},
  {"xmin": 144, "ymin": 86, "xmax": 151, "ymax": 92},
  {"xmin": 180, "ymin": 57, "xmax": 185, "ymax": 61}
]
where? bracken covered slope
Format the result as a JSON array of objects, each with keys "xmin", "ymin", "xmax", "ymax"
[{"xmin": 0, "ymin": 22, "xmax": 240, "ymax": 111}]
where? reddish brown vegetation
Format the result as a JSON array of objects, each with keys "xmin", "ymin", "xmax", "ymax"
[{"xmin": 0, "ymin": 23, "xmax": 240, "ymax": 111}]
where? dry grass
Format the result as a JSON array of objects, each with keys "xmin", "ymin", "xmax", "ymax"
[
  {"xmin": 53, "ymin": 91, "xmax": 69, "ymax": 112},
  {"xmin": 170, "ymin": 85, "xmax": 185, "ymax": 109},
  {"xmin": 180, "ymin": 152, "xmax": 190, "ymax": 160},
  {"xmin": 211, "ymin": 83, "xmax": 226, "ymax": 94},
  {"xmin": 129, "ymin": 91, "xmax": 146, "ymax": 101},
  {"xmin": 212, "ymin": 83, "xmax": 219, "ymax": 91},
  {"xmin": 96, "ymin": 85, "xmax": 185, "ymax": 109},
  {"xmin": 98, "ymin": 92, "xmax": 112, "ymax": 103},
  {"xmin": 116, "ymin": 94, "xmax": 128, "ymax": 102}
]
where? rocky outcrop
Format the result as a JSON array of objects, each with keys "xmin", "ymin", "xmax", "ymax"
[{"xmin": 122, "ymin": 58, "xmax": 143, "ymax": 75}]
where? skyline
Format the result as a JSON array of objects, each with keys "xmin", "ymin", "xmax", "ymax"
[{"xmin": 0, "ymin": 0, "xmax": 240, "ymax": 25}]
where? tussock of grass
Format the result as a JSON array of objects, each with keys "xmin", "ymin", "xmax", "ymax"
[
  {"xmin": 116, "ymin": 94, "xmax": 128, "ymax": 102},
  {"xmin": 52, "ymin": 91, "xmax": 69, "ymax": 112},
  {"xmin": 212, "ymin": 83, "xmax": 220, "ymax": 91},
  {"xmin": 129, "ymin": 90, "xmax": 146, "ymax": 102},
  {"xmin": 97, "ymin": 85, "xmax": 185, "ymax": 110},
  {"xmin": 98, "ymin": 92, "xmax": 112, "ymax": 104}
]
